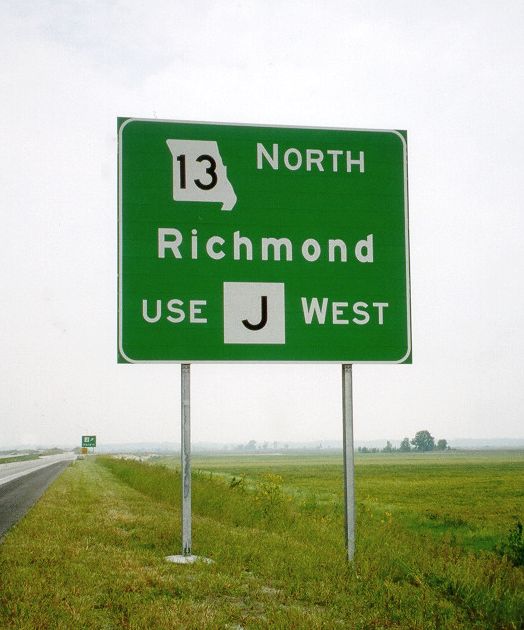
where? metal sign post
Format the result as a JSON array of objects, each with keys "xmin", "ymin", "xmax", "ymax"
[
  {"xmin": 342, "ymin": 364, "xmax": 356, "ymax": 561},
  {"xmin": 181, "ymin": 363, "xmax": 191, "ymax": 556},
  {"xmin": 166, "ymin": 364, "xmax": 212, "ymax": 565},
  {"xmin": 166, "ymin": 364, "xmax": 196, "ymax": 563}
]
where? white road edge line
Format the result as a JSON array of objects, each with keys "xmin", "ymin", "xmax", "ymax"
[{"xmin": 0, "ymin": 458, "xmax": 75, "ymax": 487}]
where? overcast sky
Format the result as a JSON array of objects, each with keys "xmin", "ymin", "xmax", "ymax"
[{"xmin": 1, "ymin": 1, "xmax": 523, "ymax": 448}]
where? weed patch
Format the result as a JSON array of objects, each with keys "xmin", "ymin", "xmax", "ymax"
[{"xmin": 497, "ymin": 520, "xmax": 524, "ymax": 567}]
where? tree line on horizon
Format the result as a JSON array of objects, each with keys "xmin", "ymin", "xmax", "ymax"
[{"xmin": 358, "ymin": 430, "xmax": 449, "ymax": 454}]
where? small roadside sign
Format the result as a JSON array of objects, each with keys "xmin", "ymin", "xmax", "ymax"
[{"xmin": 81, "ymin": 435, "xmax": 96, "ymax": 448}]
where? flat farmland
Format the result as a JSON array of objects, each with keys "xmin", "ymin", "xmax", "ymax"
[
  {"xmin": 186, "ymin": 450, "xmax": 524, "ymax": 553},
  {"xmin": 0, "ymin": 451, "xmax": 522, "ymax": 629}
]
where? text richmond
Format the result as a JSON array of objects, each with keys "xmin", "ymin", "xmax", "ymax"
[{"xmin": 157, "ymin": 228, "xmax": 374, "ymax": 263}]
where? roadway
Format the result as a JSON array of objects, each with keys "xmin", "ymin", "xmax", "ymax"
[{"xmin": 0, "ymin": 453, "xmax": 76, "ymax": 539}]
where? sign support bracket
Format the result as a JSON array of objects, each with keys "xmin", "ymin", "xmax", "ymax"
[{"xmin": 342, "ymin": 364, "xmax": 356, "ymax": 561}]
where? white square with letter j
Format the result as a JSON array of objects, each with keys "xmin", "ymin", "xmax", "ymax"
[{"xmin": 223, "ymin": 282, "xmax": 285, "ymax": 344}]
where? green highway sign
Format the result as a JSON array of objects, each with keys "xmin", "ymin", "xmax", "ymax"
[
  {"xmin": 118, "ymin": 119, "xmax": 411, "ymax": 363},
  {"xmin": 82, "ymin": 435, "xmax": 96, "ymax": 448}
]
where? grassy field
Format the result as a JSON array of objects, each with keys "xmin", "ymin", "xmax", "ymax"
[
  {"xmin": 0, "ymin": 451, "xmax": 522, "ymax": 629},
  {"xmin": 184, "ymin": 450, "xmax": 524, "ymax": 554}
]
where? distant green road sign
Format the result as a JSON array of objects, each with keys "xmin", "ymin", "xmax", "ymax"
[
  {"xmin": 118, "ymin": 119, "xmax": 411, "ymax": 363},
  {"xmin": 82, "ymin": 435, "xmax": 96, "ymax": 448}
]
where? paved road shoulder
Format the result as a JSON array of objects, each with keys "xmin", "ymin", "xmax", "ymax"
[{"xmin": 0, "ymin": 461, "xmax": 72, "ymax": 539}]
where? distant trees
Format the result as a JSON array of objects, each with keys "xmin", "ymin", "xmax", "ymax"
[
  {"xmin": 399, "ymin": 437, "xmax": 411, "ymax": 452},
  {"xmin": 234, "ymin": 440, "xmax": 258, "ymax": 452},
  {"xmin": 236, "ymin": 432, "xmax": 450, "ymax": 455},
  {"xmin": 358, "ymin": 446, "xmax": 379, "ymax": 453},
  {"xmin": 411, "ymin": 430, "xmax": 435, "ymax": 452},
  {"xmin": 357, "ymin": 431, "xmax": 450, "ymax": 454}
]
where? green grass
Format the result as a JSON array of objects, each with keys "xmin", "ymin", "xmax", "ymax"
[
  {"xmin": 183, "ymin": 450, "xmax": 524, "ymax": 553},
  {"xmin": 0, "ymin": 454, "xmax": 40, "ymax": 465},
  {"xmin": 0, "ymin": 452, "xmax": 522, "ymax": 629}
]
